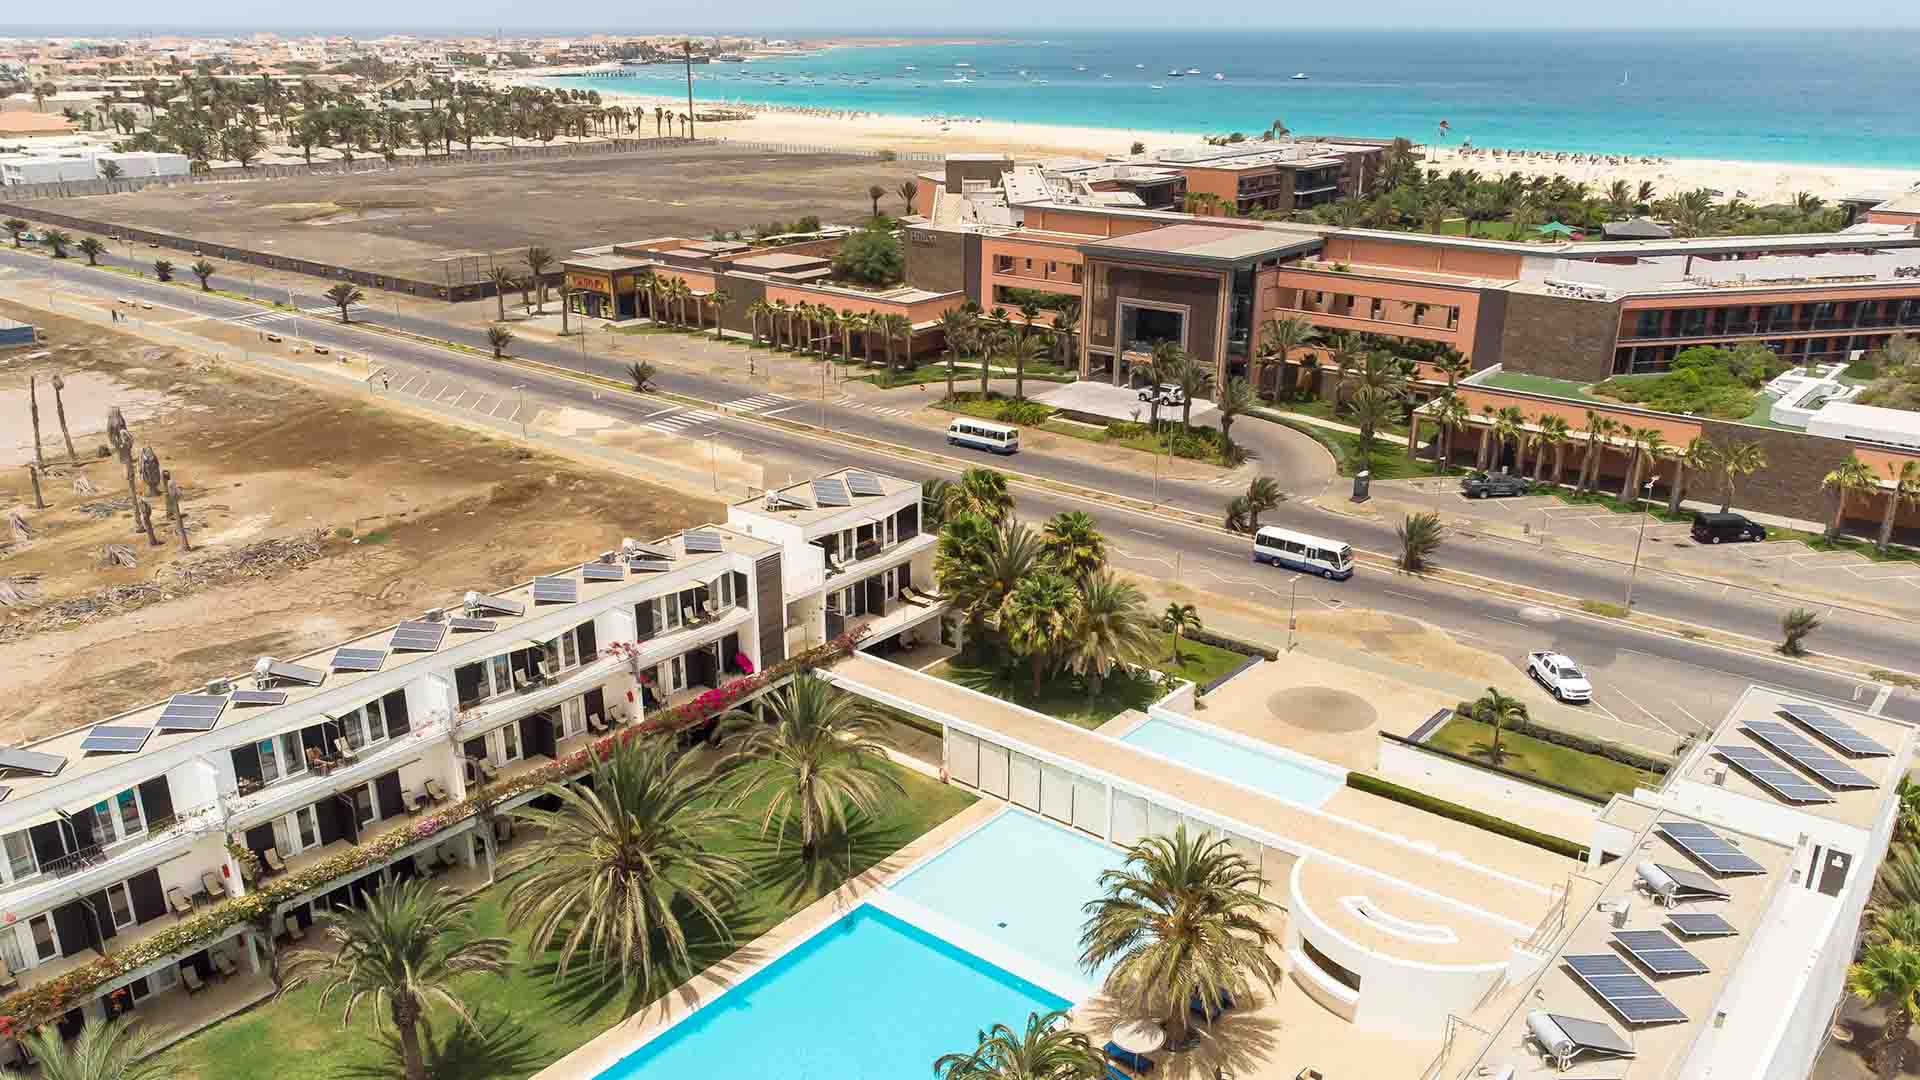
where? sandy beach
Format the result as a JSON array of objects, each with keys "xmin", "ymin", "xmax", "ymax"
[{"xmin": 494, "ymin": 73, "xmax": 1920, "ymax": 206}]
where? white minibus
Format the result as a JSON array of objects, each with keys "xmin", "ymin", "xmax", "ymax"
[
  {"xmin": 1253, "ymin": 525, "xmax": 1354, "ymax": 580},
  {"xmin": 946, "ymin": 418, "xmax": 1020, "ymax": 455}
]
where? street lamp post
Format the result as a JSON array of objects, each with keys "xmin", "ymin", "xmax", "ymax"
[
  {"xmin": 709, "ymin": 432, "xmax": 719, "ymax": 492},
  {"xmin": 1625, "ymin": 477, "xmax": 1656, "ymax": 610},
  {"xmin": 513, "ymin": 383, "xmax": 527, "ymax": 439},
  {"xmin": 1288, "ymin": 573, "xmax": 1302, "ymax": 651}
]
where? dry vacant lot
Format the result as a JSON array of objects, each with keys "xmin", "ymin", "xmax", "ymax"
[
  {"xmin": 0, "ymin": 300, "xmax": 719, "ymax": 741},
  {"xmin": 42, "ymin": 145, "xmax": 914, "ymax": 283}
]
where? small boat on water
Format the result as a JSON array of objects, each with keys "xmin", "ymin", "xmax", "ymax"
[
  {"xmin": 955, "ymin": 62, "xmax": 971, "ymax": 67},
  {"xmin": 1291, "ymin": 72, "xmax": 1310, "ymax": 80},
  {"xmin": 944, "ymin": 76, "xmax": 971, "ymax": 84},
  {"xmin": 1135, "ymin": 63, "xmax": 1146, "ymax": 69},
  {"xmin": 1212, "ymin": 72, "xmax": 1225, "ymax": 80},
  {"xmin": 1075, "ymin": 65, "xmax": 1088, "ymax": 71},
  {"xmin": 1101, "ymin": 73, "xmax": 1113, "ymax": 79},
  {"xmin": 904, "ymin": 65, "xmax": 917, "ymax": 71},
  {"xmin": 1166, "ymin": 70, "xmax": 1182, "ymax": 77},
  {"xmin": 1185, "ymin": 67, "xmax": 1202, "ymax": 75},
  {"xmin": 1150, "ymin": 83, "xmax": 1164, "ymax": 90}
]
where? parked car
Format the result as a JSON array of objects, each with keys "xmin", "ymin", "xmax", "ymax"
[
  {"xmin": 1691, "ymin": 511, "xmax": 1766, "ymax": 544},
  {"xmin": 1137, "ymin": 383, "xmax": 1185, "ymax": 406},
  {"xmin": 311, "ymin": 344, "xmax": 329, "ymax": 355},
  {"xmin": 1460, "ymin": 470, "xmax": 1532, "ymax": 498},
  {"xmin": 1526, "ymin": 651, "xmax": 1593, "ymax": 703}
]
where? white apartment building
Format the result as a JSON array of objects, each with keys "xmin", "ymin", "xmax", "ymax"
[{"xmin": 0, "ymin": 496, "xmax": 875, "ymax": 1052}]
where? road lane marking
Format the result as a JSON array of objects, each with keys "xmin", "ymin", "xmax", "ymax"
[{"xmin": 1873, "ymin": 685, "xmax": 1894, "ymax": 715}]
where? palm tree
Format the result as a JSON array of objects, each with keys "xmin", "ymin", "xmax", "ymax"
[
  {"xmin": 723, "ymin": 674, "xmax": 902, "ymax": 862},
  {"xmin": 1245, "ymin": 476, "xmax": 1284, "ymax": 531},
  {"xmin": 897, "ymin": 179, "xmax": 919, "ymax": 213},
  {"xmin": 1079, "ymin": 827, "xmax": 1283, "ymax": 1047},
  {"xmin": 1397, "ymin": 510, "xmax": 1444, "ymax": 572},
  {"xmin": 1879, "ymin": 460, "xmax": 1920, "ymax": 553},
  {"xmin": 98, "ymin": 159, "xmax": 125, "ymax": 191},
  {"xmin": 934, "ymin": 1009, "xmax": 1104, "ymax": 1080},
  {"xmin": 885, "ymin": 312, "xmax": 916, "ymax": 375},
  {"xmin": 1433, "ymin": 347, "xmax": 1471, "ymax": 389},
  {"xmin": 4, "ymin": 218, "xmax": 27, "ymax": 247},
  {"xmin": 1161, "ymin": 602, "xmax": 1202, "ymax": 664},
  {"xmin": 1224, "ymin": 495, "xmax": 1253, "ymax": 534},
  {"xmin": 504, "ymin": 737, "xmax": 747, "ymax": 988},
  {"xmin": 1428, "ymin": 392, "xmax": 1469, "ymax": 472},
  {"xmin": 939, "ymin": 519, "xmax": 1043, "ymax": 635},
  {"xmin": 486, "ymin": 325, "xmax": 513, "ymax": 358},
  {"xmin": 940, "ymin": 308, "xmax": 972, "ymax": 400},
  {"xmin": 1468, "ymin": 686, "xmax": 1527, "ymax": 764},
  {"xmin": 1004, "ymin": 331, "xmax": 1046, "ymax": 402},
  {"xmin": 1666, "ymin": 436, "xmax": 1716, "ymax": 514},
  {"xmin": 1257, "ymin": 315, "xmax": 1320, "ymax": 400},
  {"xmin": 867, "ymin": 183, "xmax": 886, "ymax": 218},
  {"xmin": 1578, "ymin": 413, "xmax": 1623, "ymax": 495},
  {"xmin": 486, "ymin": 265, "xmax": 518, "ymax": 321},
  {"xmin": 325, "ymin": 282, "xmax": 364, "ymax": 322},
  {"xmin": 280, "ymin": 879, "xmax": 511, "ymax": 1080},
  {"xmin": 76, "ymin": 236, "xmax": 105, "ymax": 266},
  {"xmin": 1172, "ymin": 353, "xmax": 1215, "ymax": 431},
  {"xmin": 1348, "ymin": 385, "xmax": 1398, "ymax": 453},
  {"xmin": 1779, "ymin": 606, "xmax": 1822, "ymax": 657},
  {"xmin": 1000, "ymin": 571, "xmax": 1082, "ymax": 693},
  {"xmin": 922, "ymin": 478, "xmax": 954, "ymax": 530},
  {"xmin": 1145, "ymin": 341, "xmax": 1185, "ymax": 430},
  {"xmin": 1064, "ymin": 572, "xmax": 1157, "ymax": 694},
  {"xmin": 1485, "ymin": 405, "xmax": 1524, "ymax": 472},
  {"xmin": 1327, "ymin": 333, "xmax": 1366, "ymax": 408},
  {"xmin": 1849, "ymin": 940, "xmax": 1920, "ymax": 1077},
  {"xmin": 191, "ymin": 259, "xmax": 216, "ymax": 290},
  {"xmin": 708, "ymin": 288, "xmax": 732, "ymax": 340},
  {"xmin": 523, "ymin": 246, "xmax": 553, "ymax": 312},
  {"xmin": 1534, "ymin": 415, "xmax": 1571, "ymax": 485},
  {"xmin": 746, "ymin": 299, "xmax": 770, "ymax": 347},
  {"xmin": 1215, "ymin": 377, "xmax": 1254, "ymax": 459},
  {"xmin": 41, "ymin": 229, "xmax": 71, "ymax": 258},
  {"xmin": 1823, "ymin": 454, "xmax": 1877, "ymax": 542},
  {"xmin": 1041, "ymin": 510, "xmax": 1106, "ymax": 582},
  {"xmin": 2, "ymin": 1015, "xmax": 169, "ymax": 1080},
  {"xmin": 153, "ymin": 258, "xmax": 174, "ymax": 282},
  {"xmin": 770, "ymin": 299, "xmax": 793, "ymax": 348}
]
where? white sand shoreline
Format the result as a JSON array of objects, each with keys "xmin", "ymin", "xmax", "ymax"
[{"xmin": 492, "ymin": 72, "xmax": 1920, "ymax": 207}]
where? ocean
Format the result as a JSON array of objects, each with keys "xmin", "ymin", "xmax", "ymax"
[{"xmin": 547, "ymin": 30, "xmax": 1920, "ymax": 167}]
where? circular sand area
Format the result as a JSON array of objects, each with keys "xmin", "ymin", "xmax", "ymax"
[{"xmin": 1268, "ymin": 686, "xmax": 1378, "ymax": 733}]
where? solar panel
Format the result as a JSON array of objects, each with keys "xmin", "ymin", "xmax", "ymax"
[
  {"xmin": 0, "ymin": 787, "xmax": 10, "ymax": 802},
  {"xmin": 0, "ymin": 748, "xmax": 66, "ymax": 777},
  {"xmin": 1780, "ymin": 702, "xmax": 1892, "ymax": 757},
  {"xmin": 1547, "ymin": 1014, "xmax": 1634, "ymax": 1059},
  {"xmin": 448, "ymin": 616, "xmax": 496, "ymax": 632},
  {"xmin": 1667, "ymin": 912, "xmax": 1738, "ymax": 938},
  {"xmin": 267, "ymin": 660, "xmax": 326, "ymax": 687},
  {"xmin": 1654, "ymin": 863, "xmax": 1732, "ymax": 902},
  {"xmin": 390, "ymin": 620, "xmax": 448, "ymax": 652},
  {"xmin": 1742, "ymin": 720, "xmax": 1876, "ymax": 789},
  {"xmin": 80, "ymin": 725, "xmax": 154, "ymax": 754},
  {"xmin": 1564, "ymin": 954, "xmax": 1688, "ymax": 1024},
  {"xmin": 1713, "ymin": 745, "xmax": 1835, "ymax": 805},
  {"xmin": 531, "ymin": 576, "xmax": 577, "ymax": 604},
  {"xmin": 682, "ymin": 530, "xmax": 724, "ymax": 553},
  {"xmin": 1656, "ymin": 820, "xmax": 1768, "ymax": 876},
  {"xmin": 157, "ymin": 693, "xmax": 227, "ymax": 732},
  {"xmin": 1612, "ymin": 929, "xmax": 1709, "ymax": 976},
  {"xmin": 845, "ymin": 470, "xmax": 885, "ymax": 497},
  {"xmin": 331, "ymin": 648, "xmax": 387, "ymax": 673},
  {"xmin": 469, "ymin": 595, "xmax": 525, "ymax": 617},
  {"xmin": 581, "ymin": 561, "xmax": 626, "ymax": 583},
  {"xmin": 811, "ymin": 478, "xmax": 851, "ymax": 507},
  {"xmin": 628, "ymin": 557, "xmax": 672, "ymax": 573},
  {"xmin": 625, "ymin": 541, "xmax": 674, "ymax": 560},
  {"xmin": 230, "ymin": 689, "xmax": 288, "ymax": 707}
]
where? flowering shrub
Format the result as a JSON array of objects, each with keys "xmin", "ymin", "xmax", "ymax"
[{"xmin": 0, "ymin": 632, "xmax": 865, "ymax": 1031}]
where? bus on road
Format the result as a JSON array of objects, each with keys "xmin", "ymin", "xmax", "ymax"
[{"xmin": 1252, "ymin": 525, "xmax": 1354, "ymax": 580}]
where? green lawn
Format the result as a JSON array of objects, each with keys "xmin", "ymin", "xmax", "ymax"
[
  {"xmin": 1426, "ymin": 717, "xmax": 1660, "ymax": 801},
  {"xmin": 1258, "ymin": 395, "xmax": 1411, "ymax": 438},
  {"xmin": 931, "ymin": 634, "xmax": 1249, "ymax": 729},
  {"xmin": 1478, "ymin": 371, "xmax": 1604, "ymax": 401},
  {"xmin": 1257, "ymin": 411, "xmax": 1434, "ymax": 479},
  {"xmin": 153, "ymin": 760, "xmax": 974, "ymax": 1080}
]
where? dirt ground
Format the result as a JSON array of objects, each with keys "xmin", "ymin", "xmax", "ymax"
[
  {"xmin": 46, "ymin": 146, "xmax": 914, "ymax": 283},
  {"xmin": 0, "ymin": 300, "xmax": 719, "ymax": 742}
]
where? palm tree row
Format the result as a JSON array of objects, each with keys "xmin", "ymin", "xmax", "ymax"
[{"xmin": 743, "ymin": 299, "xmax": 917, "ymax": 374}]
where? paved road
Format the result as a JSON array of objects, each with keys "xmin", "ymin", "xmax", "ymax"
[{"xmin": 9, "ymin": 248, "xmax": 1920, "ymax": 729}]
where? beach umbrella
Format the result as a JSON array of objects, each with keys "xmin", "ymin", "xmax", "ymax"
[{"xmin": 1535, "ymin": 221, "xmax": 1578, "ymax": 236}]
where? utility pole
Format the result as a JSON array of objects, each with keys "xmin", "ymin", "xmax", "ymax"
[
  {"xmin": 683, "ymin": 42, "xmax": 696, "ymax": 141},
  {"xmin": 1624, "ymin": 477, "xmax": 1656, "ymax": 611}
]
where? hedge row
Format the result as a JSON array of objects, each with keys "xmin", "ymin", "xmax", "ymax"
[
  {"xmin": 1345, "ymin": 772, "xmax": 1588, "ymax": 861},
  {"xmin": 1452, "ymin": 700, "xmax": 1673, "ymax": 775}
]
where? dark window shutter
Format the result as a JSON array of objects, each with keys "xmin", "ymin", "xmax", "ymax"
[
  {"xmin": 463, "ymin": 737, "xmax": 486, "ymax": 761},
  {"xmin": 302, "ymin": 725, "xmax": 329, "ymax": 759},
  {"xmin": 455, "ymin": 662, "xmax": 487, "ymax": 705},
  {"xmin": 128, "ymin": 868, "xmax": 166, "ymax": 924},
  {"xmin": 374, "ymin": 772, "xmax": 404, "ymax": 820},
  {"xmin": 584, "ymin": 688, "xmax": 606, "ymax": 724},
  {"xmin": 230, "ymin": 744, "xmax": 263, "ymax": 789},
  {"xmin": 69, "ymin": 809, "xmax": 99, "ymax": 851},
  {"xmin": 89, "ymin": 891, "xmax": 117, "ymax": 942},
  {"xmin": 732, "ymin": 571, "xmax": 748, "ymax": 607},
  {"xmin": 29, "ymin": 821, "xmax": 67, "ymax": 868},
  {"xmin": 575, "ymin": 620, "xmax": 597, "ymax": 658},
  {"xmin": 383, "ymin": 690, "xmax": 410, "ymax": 737},
  {"xmin": 137, "ymin": 776, "xmax": 174, "ymax": 828},
  {"xmin": 52, "ymin": 899, "xmax": 91, "ymax": 957},
  {"xmin": 245, "ymin": 823, "xmax": 275, "ymax": 859},
  {"xmin": 636, "ymin": 602, "xmax": 655, "ymax": 639},
  {"xmin": 315, "ymin": 797, "xmax": 344, "ymax": 846}
]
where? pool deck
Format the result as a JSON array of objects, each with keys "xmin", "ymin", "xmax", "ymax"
[{"xmin": 529, "ymin": 797, "xmax": 1003, "ymax": 1080}]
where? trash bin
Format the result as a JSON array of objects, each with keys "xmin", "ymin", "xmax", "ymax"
[{"xmin": 1352, "ymin": 470, "xmax": 1371, "ymax": 502}]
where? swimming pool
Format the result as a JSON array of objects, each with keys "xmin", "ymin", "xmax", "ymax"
[
  {"xmin": 592, "ymin": 904, "xmax": 1068, "ymax": 1080},
  {"xmin": 1119, "ymin": 712, "xmax": 1346, "ymax": 807},
  {"xmin": 888, "ymin": 809, "xmax": 1124, "ymax": 993}
]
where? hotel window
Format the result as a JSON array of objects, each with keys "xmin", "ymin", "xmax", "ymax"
[
  {"xmin": 341, "ymin": 697, "xmax": 387, "ymax": 752},
  {"xmin": 1024, "ymin": 258, "xmax": 1033, "ymax": 271},
  {"xmin": 1446, "ymin": 307, "xmax": 1460, "ymax": 330},
  {"xmin": 498, "ymin": 722, "xmax": 521, "ymax": 764},
  {"xmin": 1369, "ymin": 299, "xmax": 1384, "ymax": 321},
  {"xmin": 1634, "ymin": 311, "xmax": 1662, "ymax": 338},
  {"xmin": 350, "ymin": 785, "xmax": 377, "ymax": 831},
  {"xmin": 256, "ymin": 739, "xmax": 281, "ymax": 785},
  {"xmin": 2, "ymin": 831, "xmax": 36, "ymax": 884},
  {"xmin": 1071, "ymin": 265, "xmax": 1083, "ymax": 284},
  {"xmin": 29, "ymin": 913, "xmax": 58, "ymax": 962},
  {"xmin": 1046, "ymin": 261, "xmax": 1057, "ymax": 274},
  {"xmin": 994, "ymin": 254, "xmax": 1014, "ymax": 273}
]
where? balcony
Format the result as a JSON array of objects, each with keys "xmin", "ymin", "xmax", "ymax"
[
  {"xmin": 1, "ymin": 814, "xmax": 220, "ymax": 919},
  {"xmin": 457, "ymin": 654, "xmax": 624, "ymax": 737},
  {"xmin": 828, "ymin": 531, "xmax": 934, "ymax": 583},
  {"xmin": 846, "ymin": 591, "xmax": 949, "ymax": 647},
  {"xmin": 225, "ymin": 723, "xmax": 445, "ymax": 830}
]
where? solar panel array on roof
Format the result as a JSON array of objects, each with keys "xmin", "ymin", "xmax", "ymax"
[
  {"xmin": 230, "ymin": 689, "xmax": 288, "ymax": 707},
  {"xmin": 845, "ymin": 470, "xmax": 885, "ymax": 497},
  {"xmin": 1564, "ymin": 954, "xmax": 1688, "ymax": 1024},
  {"xmin": 1742, "ymin": 720, "xmax": 1877, "ymax": 789},
  {"xmin": 1654, "ymin": 863, "xmax": 1732, "ymax": 902},
  {"xmin": 765, "ymin": 490, "xmax": 811, "ymax": 511},
  {"xmin": 331, "ymin": 647, "xmax": 387, "ymax": 673},
  {"xmin": 1657, "ymin": 821, "xmax": 1767, "ymax": 876},
  {"xmin": 811, "ymin": 478, "xmax": 851, "ymax": 508},
  {"xmin": 80, "ymin": 725, "xmax": 154, "ymax": 754},
  {"xmin": 157, "ymin": 693, "xmax": 227, "ymax": 732},
  {"xmin": 628, "ymin": 557, "xmax": 672, "ymax": 573},
  {"xmin": 1667, "ymin": 912, "xmax": 1738, "ymax": 938},
  {"xmin": 267, "ymin": 660, "xmax": 326, "ymax": 687},
  {"xmin": 581, "ymin": 561, "xmax": 626, "ymax": 583},
  {"xmin": 470, "ymin": 595, "xmax": 526, "ymax": 617},
  {"xmin": 531, "ymin": 576, "xmax": 578, "ymax": 605},
  {"xmin": 682, "ymin": 530, "xmax": 724, "ymax": 553},
  {"xmin": 1547, "ymin": 1014, "xmax": 1634, "ymax": 1059},
  {"xmin": 1714, "ymin": 744, "xmax": 1835, "ymax": 804},
  {"xmin": 0, "ymin": 748, "xmax": 66, "ymax": 777},
  {"xmin": 1780, "ymin": 702, "xmax": 1892, "ymax": 757},
  {"xmin": 390, "ymin": 620, "xmax": 448, "ymax": 652},
  {"xmin": 448, "ymin": 616, "xmax": 497, "ymax": 632},
  {"xmin": 1612, "ymin": 929, "xmax": 1709, "ymax": 976}
]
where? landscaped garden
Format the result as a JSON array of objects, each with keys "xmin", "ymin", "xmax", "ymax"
[
  {"xmin": 933, "ymin": 631, "xmax": 1246, "ymax": 730},
  {"xmin": 1427, "ymin": 689, "xmax": 1666, "ymax": 802},
  {"xmin": 1590, "ymin": 343, "xmax": 1783, "ymax": 419}
]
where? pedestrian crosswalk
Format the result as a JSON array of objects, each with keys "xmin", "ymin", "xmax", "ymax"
[
  {"xmin": 830, "ymin": 397, "xmax": 915, "ymax": 419},
  {"xmin": 227, "ymin": 303, "xmax": 367, "ymax": 327},
  {"xmin": 642, "ymin": 408, "xmax": 718, "ymax": 436},
  {"xmin": 719, "ymin": 393, "xmax": 791, "ymax": 413}
]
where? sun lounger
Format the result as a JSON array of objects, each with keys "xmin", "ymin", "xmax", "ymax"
[
  {"xmin": 202, "ymin": 870, "xmax": 226, "ymax": 898},
  {"xmin": 1190, "ymin": 989, "xmax": 1235, "ymax": 1021},
  {"xmin": 1294, "ymin": 1070, "xmax": 1323, "ymax": 1080},
  {"xmin": 702, "ymin": 599, "xmax": 718, "ymax": 618},
  {"xmin": 212, "ymin": 952, "xmax": 238, "ymax": 979},
  {"xmin": 281, "ymin": 914, "xmax": 305, "ymax": 942},
  {"xmin": 263, "ymin": 847, "xmax": 288, "ymax": 874},
  {"xmin": 513, "ymin": 670, "xmax": 531, "ymax": 691},
  {"xmin": 588, "ymin": 713, "xmax": 608, "ymax": 734},
  {"xmin": 1103, "ymin": 1043, "xmax": 1155, "ymax": 1075},
  {"xmin": 332, "ymin": 737, "xmax": 358, "ymax": 763},
  {"xmin": 181, "ymin": 965, "xmax": 206, "ymax": 994},
  {"xmin": 494, "ymin": 817, "xmax": 514, "ymax": 844},
  {"xmin": 1105, "ymin": 1066, "xmax": 1135, "ymax": 1080},
  {"xmin": 401, "ymin": 788, "xmax": 424, "ymax": 815},
  {"xmin": 425, "ymin": 778, "xmax": 449, "ymax": 802},
  {"xmin": 166, "ymin": 885, "xmax": 195, "ymax": 917}
]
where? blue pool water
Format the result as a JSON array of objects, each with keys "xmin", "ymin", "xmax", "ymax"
[
  {"xmin": 890, "ymin": 809, "xmax": 1123, "ymax": 988},
  {"xmin": 1120, "ymin": 715, "xmax": 1344, "ymax": 808},
  {"xmin": 593, "ymin": 904, "xmax": 1067, "ymax": 1080}
]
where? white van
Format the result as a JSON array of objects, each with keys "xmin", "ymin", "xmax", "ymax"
[
  {"xmin": 1253, "ymin": 525, "xmax": 1354, "ymax": 580},
  {"xmin": 946, "ymin": 418, "xmax": 1020, "ymax": 455}
]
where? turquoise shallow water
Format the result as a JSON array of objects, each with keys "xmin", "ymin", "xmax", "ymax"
[
  {"xmin": 1119, "ymin": 715, "xmax": 1345, "ymax": 807},
  {"xmin": 549, "ymin": 30, "xmax": 1920, "ymax": 167},
  {"xmin": 592, "ymin": 904, "xmax": 1068, "ymax": 1079}
]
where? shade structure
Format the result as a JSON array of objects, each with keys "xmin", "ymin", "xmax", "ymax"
[
  {"xmin": 1110, "ymin": 1019, "xmax": 1167, "ymax": 1055},
  {"xmin": 1535, "ymin": 220, "xmax": 1579, "ymax": 236}
]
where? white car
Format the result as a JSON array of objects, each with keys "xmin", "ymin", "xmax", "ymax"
[
  {"xmin": 1527, "ymin": 651, "xmax": 1592, "ymax": 703},
  {"xmin": 1137, "ymin": 383, "xmax": 1185, "ymax": 406}
]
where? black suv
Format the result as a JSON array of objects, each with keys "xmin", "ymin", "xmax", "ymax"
[
  {"xmin": 1691, "ymin": 511, "xmax": 1767, "ymax": 544},
  {"xmin": 1460, "ymin": 470, "xmax": 1532, "ymax": 498}
]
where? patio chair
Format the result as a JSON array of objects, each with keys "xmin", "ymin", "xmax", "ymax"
[
  {"xmin": 494, "ymin": 817, "xmax": 514, "ymax": 845},
  {"xmin": 438, "ymin": 846, "xmax": 464, "ymax": 871},
  {"xmin": 166, "ymin": 886, "xmax": 195, "ymax": 917},
  {"xmin": 682, "ymin": 605, "xmax": 699, "ymax": 626},
  {"xmin": 263, "ymin": 847, "xmax": 289, "ymax": 874},
  {"xmin": 181, "ymin": 965, "xmax": 207, "ymax": 994},
  {"xmin": 414, "ymin": 852, "xmax": 441, "ymax": 876},
  {"xmin": 202, "ymin": 870, "xmax": 226, "ymax": 899},
  {"xmin": 306, "ymin": 747, "xmax": 334, "ymax": 775},
  {"xmin": 281, "ymin": 914, "xmax": 305, "ymax": 942},
  {"xmin": 702, "ymin": 599, "xmax": 718, "ymax": 618},
  {"xmin": 1189, "ymin": 989, "xmax": 1235, "ymax": 1022},
  {"xmin": 588, "ymin": 712, "xmax": 608, "ymax": 734},
  {"xmin": 401, "ymin": 788, "xmax": 425, "ymax": 815},
  {"xmin": 474, "ymin": 759, "xmax": 499, "ymax": 783},
  {"xmin": 1294, "ymin": 1071, "xmax": 1323, "ymax": 1080},
  {"xmin": 0, "ymin": 961, "xmax": 16, "ymax": 992},
  {"xmin": 1103, "ymin": 1043, "xmax": 1155, "ymax": 1075},
  {"xmin": 332, "ymin": 737, "xmax": 358, "ymax": 763},
  {"xmin": 212, "ymin": 952, "xmax": 238, "ymax": 979},
  {"xmin": 425, "ymin": 778, "xmax": 449, "ymax": 802}
]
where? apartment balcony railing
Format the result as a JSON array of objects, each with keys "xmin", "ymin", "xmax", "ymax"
[
  {"xmin": 225, "ymin": 718, "xmax": 447, "ymax": 829},
  {"xmin": 0, "ymin": 808, "xmax": 219, "ymax": 916},
  {"xmin": 829, "ymin": 531, "xmax": 934, "ymax": 582},
  {"xmin": 456, "ymin": 654, "xmax": 623, "ymax": 739}
]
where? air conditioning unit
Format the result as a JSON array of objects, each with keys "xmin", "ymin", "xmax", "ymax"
[
  {"xmin": 204, "ymin": 677, "xmax": 232, "ymax": 695},
  {"xmin": 422, "ymin": 607, "xmax": 445, "ymax": 623},
  {"xmin": 1610, "ymin": 900, "xmax": 1632, "ymax": 928},
  {"xmin": 1711, "ymin": 766, "xmax": 1728, "ymax": 786}
]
